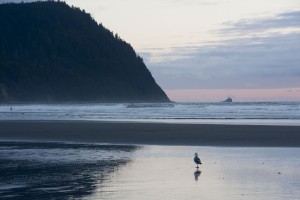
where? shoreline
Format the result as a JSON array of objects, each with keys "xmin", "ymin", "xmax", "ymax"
[{"xmin": 0, "ymin": 120, "xmax": 300, "ymax": 147}]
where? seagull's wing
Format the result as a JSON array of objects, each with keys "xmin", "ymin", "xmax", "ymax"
[
  {"xmin": 194, "ymin": 157, "xmax": 201, "ymax": 164},
  {"xmin": 194, "ymin": 156, "xmax": 201, "ymax": 164}
]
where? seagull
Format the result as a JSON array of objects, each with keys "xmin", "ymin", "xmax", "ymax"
[{"xmin": 194, "ymin": 153, "xmax": 202, "ymax": 168}]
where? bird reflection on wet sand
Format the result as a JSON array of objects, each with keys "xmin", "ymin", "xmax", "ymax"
[{"xmin": 194, "ymin": 169, "xmax": 202, "ymax": 181}]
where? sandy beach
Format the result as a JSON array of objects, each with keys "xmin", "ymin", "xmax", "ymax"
[{"xmin": 0, "ymin": 120, "xmax": 299, "ymax": 146}]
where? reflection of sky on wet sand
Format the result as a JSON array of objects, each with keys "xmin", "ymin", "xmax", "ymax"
[
  {"xmin": 1, "ymin": 142, "xmax": 299, "ymax": 199},
  {"xmin": 89, "ymin": 146, "xmax": 300, "ymax": 200},
  {"xmin": 0, "ymin": 142, "xmax": 139, "ymax": 199}
]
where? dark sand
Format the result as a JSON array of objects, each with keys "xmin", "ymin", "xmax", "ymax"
[{"xmin": 0, "ymin": 121, "xmax": 299, "ymax": 146}]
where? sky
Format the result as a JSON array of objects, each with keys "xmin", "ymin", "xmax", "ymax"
[{"xmin": 1, "ymin": 0, "xmax": 300, "ymax": 102}]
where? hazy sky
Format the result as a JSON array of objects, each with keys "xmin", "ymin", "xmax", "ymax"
[{"xmin": 2, "ymin": 0, "xmax": 300, "ymax": 101}]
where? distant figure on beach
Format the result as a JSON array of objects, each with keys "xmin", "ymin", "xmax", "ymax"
[
  {"xmin": 194, "ymin": 153, "xmax": 202, "ymax": 168},
  {"xmin": 10, "ymin": 107, "xmax": 12, "ymax": 111}
]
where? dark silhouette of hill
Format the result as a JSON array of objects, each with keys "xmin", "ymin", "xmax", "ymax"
[{"xmin": 0, "ymin": 1, "xmax": 170, "ymax": 102}]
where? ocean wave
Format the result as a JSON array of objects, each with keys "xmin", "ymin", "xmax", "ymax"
[{"xmin": 0, "ymin": 102, "xmax": 300, "ymax": 121}]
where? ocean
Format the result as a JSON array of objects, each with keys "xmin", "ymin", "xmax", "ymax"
[{"xmin": 0, "ymin": 102, "xmax": 300, "ymax": 125}]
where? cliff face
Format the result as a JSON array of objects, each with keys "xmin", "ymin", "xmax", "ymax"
[{"xmin": 0, "ymin": 1, "xmax": 170, "ymax": 102}]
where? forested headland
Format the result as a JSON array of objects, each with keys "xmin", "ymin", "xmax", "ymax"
[{"xmin": 0, "ymin": 1, "xmax": 170, "ymax": 102}]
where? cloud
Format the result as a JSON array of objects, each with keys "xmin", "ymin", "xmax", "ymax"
[
  {"xmin": 165, "ymin": 0, "xmax": 220, "ymax": 6},
  {"xmin": 141, "ymin": 11, "xmax": 300, "ymax": 90},
  {"xmin": 218, "ymin": 11, "xmax": 300, "ymax": 36},
  {"xmin": 146, "ymin": 33, "xmax": 300, "ymax": 89}
]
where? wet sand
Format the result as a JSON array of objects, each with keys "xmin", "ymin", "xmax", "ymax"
[
  {"xmin": 0, "ymin": 141, "xmax": 137, "ymax": 199},
  {"xmin": 0, "ymin": 120, "xmax": 300, "ymax": 146}
]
